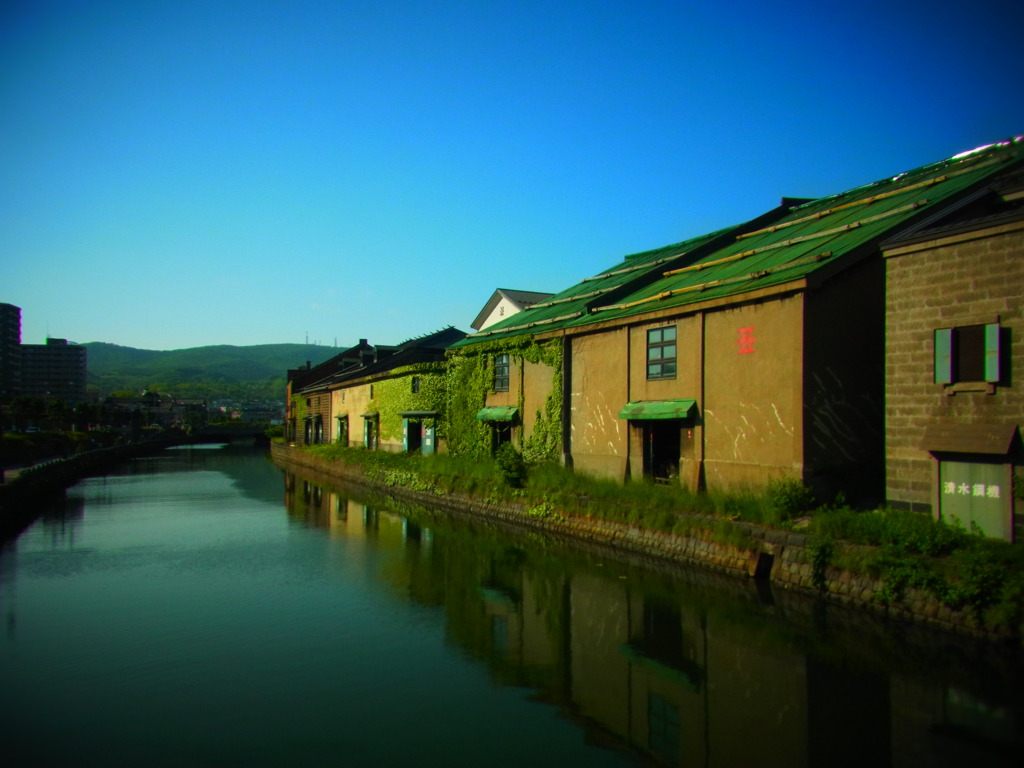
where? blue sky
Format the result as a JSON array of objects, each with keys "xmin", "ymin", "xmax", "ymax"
[{"xmin": 2, "ymin": 0, "xmax": 1021, "ymax": 351}]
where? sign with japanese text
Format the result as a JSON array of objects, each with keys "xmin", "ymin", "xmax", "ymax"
[{"xmin": 938, "ymin": 460, "xmax": 1012, "ymax": 541}]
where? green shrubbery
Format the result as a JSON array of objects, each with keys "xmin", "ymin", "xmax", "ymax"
[
  {"xmin": 495, "ymin": 443, "xmax": 527, "ymax": 488},
  {"xmin": 765, "ymin": 477, "xmax": 817, "ymax": 521},
  {"xmin": 296, "ymin": 443, "xmax": 1024, "ymax": 632},
  {"xmin": 807, "ymin": 505, "xmax": 1024, "ymax": 629},
  {"xmin": 809, "ymin": 506, "xmax": 968, "ymax": 556}
]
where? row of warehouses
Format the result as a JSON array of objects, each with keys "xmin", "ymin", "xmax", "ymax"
[{"xmin": 288, "ymin": 137, "xmax": 1024, "ymax": 541}]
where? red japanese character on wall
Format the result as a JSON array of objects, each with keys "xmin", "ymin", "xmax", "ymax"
[{"xmin": 737, "ymin": 326, "xmax": 755, "ymax": 354}]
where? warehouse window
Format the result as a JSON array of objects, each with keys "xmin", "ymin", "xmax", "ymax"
[
  {"xmin": 934, "ymin": 324, "xmax": 1001, "ymax": 384},
  {"xmin": 647, "ymin": 326, "xmax": 677, "ymax": 380},
  {"xmin": 493, "ymin": 354, "xmax": 510, "ymax": 392}
]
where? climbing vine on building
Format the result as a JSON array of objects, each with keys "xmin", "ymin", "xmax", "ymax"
[
  {"xmin": 366, "ymin": 364, "xmax": 448, "ymax": 444},
  {"xmin": 445, "ymin": 336, "xmax": 562, "ymax": 463},
  {"xmin": 519, "ymin": 341, "xmax": 562, "ymax": 465},
  {"xmin": 444, "ymin": 352, "xmax": 491, "ymax": 457},
  {"xmin": 289, "ymin": 395, "xmax": 308, "ymax": 440}
]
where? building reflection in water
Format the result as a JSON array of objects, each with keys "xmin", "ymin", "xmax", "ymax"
[{"xmin": 284, "ymin": 470, "xmax": 1022, "ymax": 767}]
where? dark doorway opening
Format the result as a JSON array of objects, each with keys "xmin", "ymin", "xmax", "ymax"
[
  {"xmin": 643, "ymin": 421, "xmax": 681, "ymax": 483},
  {"xmin": 407, "ymin": 420, "xmax": 423, "ymax": 453},
  {"xmin": 491, "ymin": 422, "xmax": 513, "ymax": 453}
]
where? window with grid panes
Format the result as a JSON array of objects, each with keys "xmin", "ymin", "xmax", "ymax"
[
  {"xmin": 493, "ymin": 354, "xmax": 510, "ymax": 392},
  {"xmin": 647, "ymin": 326, "xmax": 677, "ymax": 380}
]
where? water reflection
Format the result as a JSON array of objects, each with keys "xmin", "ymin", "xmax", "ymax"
[
  {"xmin": 284, "ymin": 468, "xmax": 1024, "ymax": 767},
  {"xmin": 76, "ymin": 442, "xmax": 287, "ymax": 505}
]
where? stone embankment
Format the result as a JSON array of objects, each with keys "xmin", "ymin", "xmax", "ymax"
[{"xmin": 271, "ymin": 442, "xmax": 1002, "ymax": 639}]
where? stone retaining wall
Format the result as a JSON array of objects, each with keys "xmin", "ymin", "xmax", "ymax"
[{"xmin": 271, "ymin": 443, "xmax": 1001, "ymax": 638}]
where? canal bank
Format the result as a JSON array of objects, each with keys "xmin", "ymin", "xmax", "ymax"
[
  {"xmin": 10, "ymin": 444, "xmax": 1020, "ymax": 766},
  {"xmin": 271, "ymin": 442, "xmax": 1022, "ymax": 641},
  {"xmin": 0, "ymin": 438, "xmax": 186, "ymax": 538}
]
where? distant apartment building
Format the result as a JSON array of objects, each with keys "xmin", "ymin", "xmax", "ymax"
[
  {"xmin": 20, "ymin": 338, "xmax": 88, "ymax": 403},
  {"xmin": 0, "ymin": 303, "xmax": 21, "ymax": 398}
]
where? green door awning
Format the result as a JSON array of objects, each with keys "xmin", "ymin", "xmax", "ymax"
[
  {"xmin": 618, "ymin": 399, "xmax": 697, "ymax": 420},
  {"xmin": 476, "ymin": 406, "xmax": 519, "ymax": 421}
]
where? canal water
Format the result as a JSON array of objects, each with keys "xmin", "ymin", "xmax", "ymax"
[{"xmin": 1, "ymin": 445, "xmax": 1022, "ymax": 767}]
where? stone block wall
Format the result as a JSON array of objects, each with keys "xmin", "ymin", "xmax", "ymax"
[{"xmin": 884, "ymin": 220, "xmax": 1024, "ymax": 511}]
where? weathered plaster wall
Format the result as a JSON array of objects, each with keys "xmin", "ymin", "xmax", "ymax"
[
  {"xmin": 703, "ymin": 296, "xmax": 804, "ymax": 489},
  {"xmin": 568, "ymin": 329, "xmax": 629, "ymax": 479},
  {"xmin": 569, "ymin": 295, "xmax": 808, "ymax": 491},
  {"xmin": 521, "ymin": 357, "xmax": 555, "ymax": 442},
  {"xmin": 331, "ymin": 382, "xmax": 374, "ymax": 447}
]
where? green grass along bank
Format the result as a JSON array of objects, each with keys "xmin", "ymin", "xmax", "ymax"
[{"xmin": 271, "ymin": 441, "xmax": 1024, "ymax": 641}]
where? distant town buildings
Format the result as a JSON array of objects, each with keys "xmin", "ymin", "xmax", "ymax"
[{"xmin": 0, "ymin": 304, "xmax": 87, "ymax": 404}]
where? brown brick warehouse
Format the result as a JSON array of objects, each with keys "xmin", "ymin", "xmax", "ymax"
[{"xmin": 884, "ymin": 173, "xmax": 1024, "ymax": 538}]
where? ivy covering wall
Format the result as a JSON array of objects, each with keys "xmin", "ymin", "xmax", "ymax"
[
  {"xmin": 445, "ymin": 337, "xmax": 562, "ymax": 463},
  {"xmin": 288, "ymin": 394, "xmax": 308, "ymax": 441},
  {"xmin": 444, "ymin": 352, "xmax": 490, "ymax": 457},
  {"xmin": 365, "ymin": 364, "xmax": 448, "ymax": 444},
  {"xmin": 290, "ymin": 338, "xmax": 563, "ymax": 460}
]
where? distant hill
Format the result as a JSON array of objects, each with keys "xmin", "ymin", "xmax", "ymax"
[{"xmin": 83, "ymin": 342, "xmax": 339, "ymax": 401}]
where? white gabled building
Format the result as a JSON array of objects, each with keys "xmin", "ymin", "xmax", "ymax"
[{"xmin": 471, "ymin": 289, "xmax": 554, "ymax": 332}]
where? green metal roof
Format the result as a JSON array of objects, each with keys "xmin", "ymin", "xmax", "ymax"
[
  {"xmin": 475, "ymin": 406, "xmax": 519, "ymax": 421},
  {"xmin": 453, "ymin": 138, "xmax": 1022, "ymax": 348},
  {"xmin": 450, "ymin": 226, "xmax": 738, "ymax": 349},
  {"xmin": 582, "ymin": 139, "xmax": 1022, "ymax": 324},
  {"xmin": 618, "ymin": 399, "xmax": 697, "ymax": 420}
]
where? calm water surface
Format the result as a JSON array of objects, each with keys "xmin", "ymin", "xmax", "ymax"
[{"xmin": 1, "ymin": 444, "xmax": 1022, "ymax": 767}]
